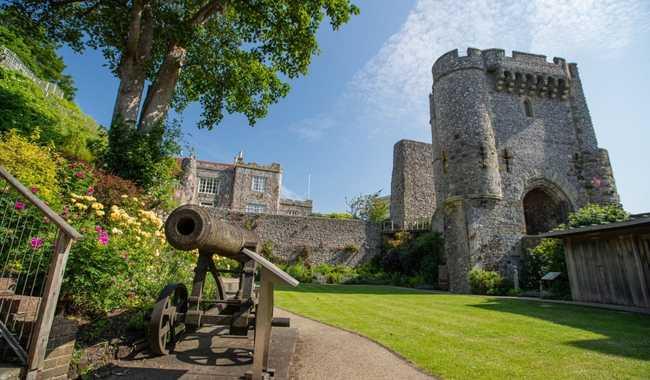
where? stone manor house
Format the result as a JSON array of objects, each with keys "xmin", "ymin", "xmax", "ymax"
[
  {"xmin": 391, "ymin": 48, "xmax": 619, "ymax": 293},
  {"xmin": 175, "ymin": 152, "xmax": 313, "ymax": 216}
]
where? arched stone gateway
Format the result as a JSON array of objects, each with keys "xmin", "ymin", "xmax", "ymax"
[{"xmin": 522, "ymin": 185, "xmax": 571, "ymax": 235}]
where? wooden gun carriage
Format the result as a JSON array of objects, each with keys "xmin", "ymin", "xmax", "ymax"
[{"xmin": 149, "ymin": 205, "xmax": 298, "ymax": 379}]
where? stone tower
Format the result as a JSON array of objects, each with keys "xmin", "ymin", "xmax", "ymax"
[
  {"xmin": 429, "ymin": 48, "xmax": 619, "ymax": 293},
  {"xmin": 390, "ymin": 139, "xmax": 435, "ymax": 229}
]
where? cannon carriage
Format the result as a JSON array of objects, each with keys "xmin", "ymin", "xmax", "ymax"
[{"xmin": 149, "ymin": 205, "xmax": 298, "ymax": 379}]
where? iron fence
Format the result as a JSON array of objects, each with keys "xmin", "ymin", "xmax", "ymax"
[
  {"xmin": 0, "ymin": 46, "xmax": 65, "ymax": 99},
  {"xmin": 382, "ymin": 218, "xmax": 432, "ymax": 233},
  {"xmin": 0, "ymin": 166, "xmax": 81, "ymax": 378}
]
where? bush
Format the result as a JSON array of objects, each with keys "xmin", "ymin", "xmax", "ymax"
[
  {"xmin": 103, "ymin": 119, "xmax": 181, "ymax": 195},
  {"xmin": 0, "ymin": 68, "xmax": 103, "ymax": 161},
  {"xmin": 380, "ymin": 231, "xmax": 443, "ymax": 287},
  {"xmin": 565, "ymin": 203, "xmax": 629, "ymax": 228},
  {"xmin": 0, "ymin": 130, "xmax": 61, "ymax": 206},
  {"xmin": 469, "ymin": 268, "xmax": 511, "ymax": 295},
  {"xmin": 285, "ymin": 260, "xmax": 313, "ymax": 283},
  {"xmin": 92, "ymin": 170, "xmax": 142, "ymax": 208}
]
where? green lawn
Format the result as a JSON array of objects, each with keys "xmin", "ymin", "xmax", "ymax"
[{"xmin": 275, "ymin": 284, "xmax": 650, "ymax": 380}]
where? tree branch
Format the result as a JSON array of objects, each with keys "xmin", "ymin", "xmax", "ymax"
[{"xmin": 190, "ymin": 0, "xmax": 225, "ymax": 26}]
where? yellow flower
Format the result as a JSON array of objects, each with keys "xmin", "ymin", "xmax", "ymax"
[
  {"xmin": 95, "ymin": 210, "xmax": 105, "ymax": 217},
  {"xmin": 120, "ymin": 194, "xmax": 128, "ymax": 199},
  {"xmin": 83, "ymin": 195, "xmax": 96, "ymax": 202},
  {"xmin": 111, "ymin": 228, "xmax": 123, "ymax": 235},
  {"xmin": 74, "ymin": 203, "xmax": 88, "ymax": 210},
  {"xmin": 91, "ymin": 202, "xmax": 104, "ymax": 210}
]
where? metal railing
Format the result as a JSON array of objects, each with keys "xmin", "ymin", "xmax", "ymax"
[
  {"xmin": 0, "ymin": 46, "xmax": 65, "ymax": 99},
  {"xmin": 0, "ymin": 166, "xmax": 81, "ymax": 378},
  {"xmin": 382, "ymin": 218, "xmax": 432, "ymax": 233}
]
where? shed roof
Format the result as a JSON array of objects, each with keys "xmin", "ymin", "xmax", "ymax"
[{"xmin": 538, "ymin": 213, "xmax": 650, "ymax": 239}]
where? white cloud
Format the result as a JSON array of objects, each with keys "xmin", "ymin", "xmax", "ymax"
[
  {"xmin": 288, "ymin": 114, "xmax": 337, "ymax": 141},
  {"xmin": 344, "ymin": 0, "xmax": 649, "ymax": 134},
  {"xmin": 281, "ymin": 185, "xmax": 304, "ymax": 200}
]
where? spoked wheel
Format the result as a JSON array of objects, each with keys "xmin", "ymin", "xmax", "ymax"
[{"xmin": 149, "ymin": 283, "xmax": 188, "ymax": 355}]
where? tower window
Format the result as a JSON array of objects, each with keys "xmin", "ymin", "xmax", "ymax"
[{"xmin": 523, "ymin": 99, "xmax": 534, "ymax": 118}]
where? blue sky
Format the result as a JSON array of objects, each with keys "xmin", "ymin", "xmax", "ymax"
[{"xmin": 60, "ymin": 0, "xmax": 649, "ymax": 213}]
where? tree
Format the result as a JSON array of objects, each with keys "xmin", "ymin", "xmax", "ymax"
[
  {"xmin": 0, "ymin": 8, "xmax": 76, "ymax": 99},
  {"xmin": 346, "ymin": 190, "xmax": 389, "ymax": 223},
  {"xmin": 8, "ymin": 1, "xmax": 359, "ymax": 133}
]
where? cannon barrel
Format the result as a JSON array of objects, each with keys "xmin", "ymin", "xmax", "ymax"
[{"xmin": 165, "ymin": 205, "xmax": 259, "ymax": 258}]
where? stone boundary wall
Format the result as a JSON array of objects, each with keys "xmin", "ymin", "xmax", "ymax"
[{"xmin": 207, "ymin": 209, "xmax": 382, "ymax": 266}]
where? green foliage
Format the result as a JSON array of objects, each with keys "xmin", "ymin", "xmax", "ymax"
[
  {"xmin": 261, "ymin": 240, "xmax": 278, "ymax": 262},
  {"xmin": 346, "ymin": 190, "xmax": 389, "ymax": 222},
  {"xmin": 12, "ymin": 1, "xmax": 358, "ymax": 128},
  {"xmin": 0, "ymin": 130, "xmax": 61, "ymax": 205},
  {"xmin": 312, "ymin": 263, "xmax": 357, "ymax": 284},
  {"xmin": 104, "ymin": 119, "xmax": 180, "ymax": 193},
  {"xmin": 285, "ymin": 260, "xmax": 314, "ymax": 283},
  {"xmin": 312, "ymin": 212, "xmax": 353, "ymax": 219},
  {"xmin": 469, "ymin": 268, "xmax": 510, "ymax": 295},
  {"xmin": 0, "ymin": 8, "xmax": 76, "ymax": 99},
  {"xmin": 564, "ymin": 203, "xmax": 629, "ymax": 228},
  {"xmin": 0, "ymin": 67, "xmax": 103, "ymax": 161},
  {"xmin": 380, "ymin": 231, "xmax": 444, "ymax": 286}
]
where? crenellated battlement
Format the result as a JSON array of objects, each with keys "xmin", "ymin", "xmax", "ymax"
[{"xmin": 432, "ymin": 48, "xmax": 574, "ymax": 100}]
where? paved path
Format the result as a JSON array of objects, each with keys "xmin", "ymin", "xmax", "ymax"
[{"xmin": 275, "ymin": 309, "xmax": 433, "ymax": 380}]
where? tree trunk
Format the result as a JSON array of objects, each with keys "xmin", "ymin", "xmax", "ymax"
[
  {"xmin": 111, "ymin": 0, "xmax": 153, "ymax": 126},
  {"xmin": 138, "ymin": 42, "xmax": 187, "ymax": 132}
]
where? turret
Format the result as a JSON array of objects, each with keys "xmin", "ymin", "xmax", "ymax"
[{"xmin": 431, "ymin": 48, "xmax": 502, "ymax": 202}]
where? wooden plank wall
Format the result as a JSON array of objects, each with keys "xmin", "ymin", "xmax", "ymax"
[{"xmin": 565, "ymin": 232, "xmax": 650, "ymax": 309}]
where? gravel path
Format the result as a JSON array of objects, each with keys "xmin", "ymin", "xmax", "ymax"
[{"xmin": 275, "ymin": 309, "xmax": 434, "ymax": 380}]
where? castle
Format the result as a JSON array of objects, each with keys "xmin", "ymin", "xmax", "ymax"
[
  {"xmin": 391, "ymin": 48, "xmax": 619, "ymax": 293},
  {"xmin": 176, "ymin": 153, "xmax": 313, "ymax": 216}
]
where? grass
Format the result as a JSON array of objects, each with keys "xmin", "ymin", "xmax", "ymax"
[{"xmin": 275, "ymin": 284, "xmax": 650, "ymax": 380}]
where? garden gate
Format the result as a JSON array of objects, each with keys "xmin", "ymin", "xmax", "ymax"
[{"xmin": 0, "ymin": 166, "xmax": 81, "ymax": 379}]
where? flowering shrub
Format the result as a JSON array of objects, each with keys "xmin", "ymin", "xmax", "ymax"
[
  {"xmin": 62, "ymin": 192, "xmax": 195, "ymax": 315},
  {"xmin": 0, "ymin": 130, "xmax": 60, "ymax": 205},
  {"xmin": 92, "ymin": 170, "xmax": 142, "ymax": 208}
]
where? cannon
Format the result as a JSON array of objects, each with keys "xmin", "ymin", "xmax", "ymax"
[{"xmin": 149, "ymin": 205, "xmax": 298, "ymax": 379}]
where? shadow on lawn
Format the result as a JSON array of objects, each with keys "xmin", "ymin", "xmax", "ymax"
[
  {"xmin": 277, "ymin": 283, "xmax": 437, "ymax": 296},
  {"xmin": 473, "ymin": 298, "xmax": 650, "ymax": 361}
]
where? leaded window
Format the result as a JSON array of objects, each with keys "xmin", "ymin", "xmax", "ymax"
[{"xmin": 251, "ymin": 176, "xmax": 267, "ymax": 192}]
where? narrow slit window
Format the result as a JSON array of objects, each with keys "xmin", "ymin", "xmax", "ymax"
[{"xmin": 524, "ymin": 99, "xmax": 534, "ymax": 118}]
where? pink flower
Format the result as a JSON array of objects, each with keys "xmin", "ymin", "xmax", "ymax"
[
  {"xmin": 87, "ymin": 186, "xmax": 94, "ymax": 195},
  {"xmin": 75, "ymin": 171, "xmax": 85, "ymax": 178},
  {"xmin": 95, "ymin": 225, "xmax": 103, "ymax": 233},
  {"xmin": 30, "ymin": 237, "xmax": 44, "ymax": 250},
  {"xmin": 14, "ymin": 200, "xmax": 25, "ymax": 210},
  {"xmin": 30, "ymin": 187, "xmax": 38, "ymax": 194},
  {"xmin": 98, "ymin": 231, "xmax": 109, "ymax": 246}
]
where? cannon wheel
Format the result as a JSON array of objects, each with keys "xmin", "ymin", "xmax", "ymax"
[{"xmin": 149, "ymin": 283, "xmax": 188, "ymax": 355}]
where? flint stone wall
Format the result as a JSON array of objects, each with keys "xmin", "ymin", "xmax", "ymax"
[
  {"xmin": 207, "ymin": 209, "xmax": 382, "ymax": 266},
  {"xmin": 390, "ymin": 140, "xmax": 436, "ymax": 229}
]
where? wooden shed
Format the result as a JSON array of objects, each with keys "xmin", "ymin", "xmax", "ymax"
[{"xmin": 541, "ymin": 214, "xmax": 650, "ymax": 310}]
